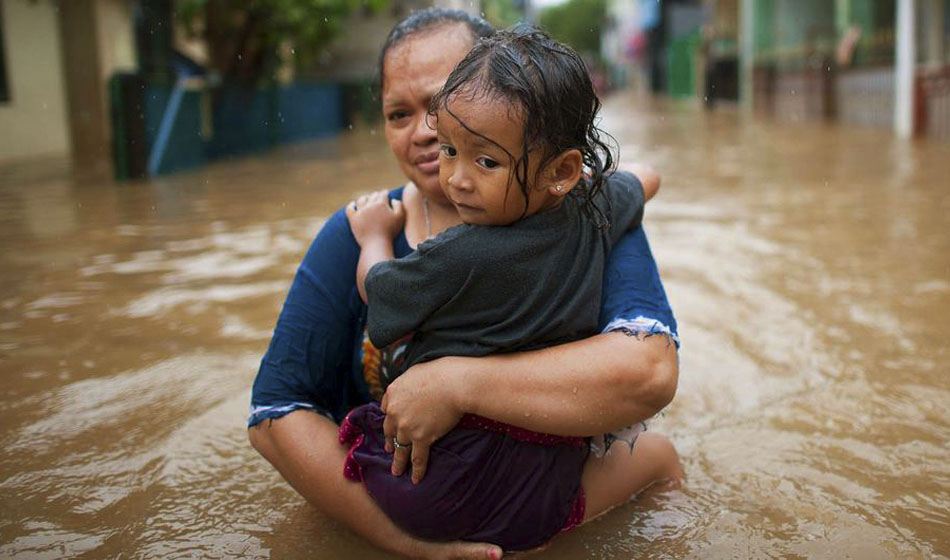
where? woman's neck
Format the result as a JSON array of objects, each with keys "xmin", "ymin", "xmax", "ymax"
[{"xmin": 404, "ymin": 182, "xmax": 463, "ymax": 248}]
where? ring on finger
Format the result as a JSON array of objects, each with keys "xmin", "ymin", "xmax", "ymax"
[{"xmin": 393, "ymin": 438, "xmax": 412, "ymax": 450}]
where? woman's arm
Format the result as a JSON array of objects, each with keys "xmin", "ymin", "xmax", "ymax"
[
  {"xmin": 382, "ymin": 331, "xmax": 676, "ymax": 480},
  {"xmin": 384, "ymin": 222, "xmax": 679, "ymax": 482},
  {"xmin": 249, "ymin": 412, "xmax": 501, "ymax": 560}
]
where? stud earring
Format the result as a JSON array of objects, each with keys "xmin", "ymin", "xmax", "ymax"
[{"xmin": 555, "ymin": 185, "xmax": 564, "ymax": 192}]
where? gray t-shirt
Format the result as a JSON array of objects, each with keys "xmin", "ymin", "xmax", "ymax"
[{"xmin": 364, "ymin": 171, "xmax": 645, "ymax": 377}]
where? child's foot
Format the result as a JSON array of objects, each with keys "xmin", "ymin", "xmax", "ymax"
[{"xmin": 414, "ymin": 540, "xmax": 503, "ymax": 560}]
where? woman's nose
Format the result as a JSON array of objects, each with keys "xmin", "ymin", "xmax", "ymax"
[{"xmin": 411, "ymin": 115, "xmax": 437, "ymax": 145}]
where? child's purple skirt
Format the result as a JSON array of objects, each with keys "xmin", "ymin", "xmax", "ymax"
[{"xmin": 339, "ymin": 402, "xmax": 589, "ymax": 551}]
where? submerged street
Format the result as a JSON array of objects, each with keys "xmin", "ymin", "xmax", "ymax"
[{"xmin": 1, "ymin": 95, "xmax": 948, "ymax": 559}]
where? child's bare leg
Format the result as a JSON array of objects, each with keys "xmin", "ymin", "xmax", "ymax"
[{"xmin": 580, "ymin": 432, "xmax": 684, "ymax": 522}]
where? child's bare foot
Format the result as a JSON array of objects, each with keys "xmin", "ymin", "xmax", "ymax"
[{"xmin": 413, "ymin": 540, "xmax": 503, "ymax": 560}]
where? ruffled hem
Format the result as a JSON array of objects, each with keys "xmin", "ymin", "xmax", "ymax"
[
  {"xmin": 604, "ymin": 316, "xmax": 680, "ymax": 349},
  {"xmin": 590, "ymin": 421, "xmax": 647, "ymax": 457},
  {"xmin": 558, "ymin": 488, "xmax": 586, "ymax": 535},
  {"xmin": 247, "ymin": 402, "xmax": 331, "ymax": 428},
  {"xmin": 339, "ymin": 413, "xmax": 366, "ymax": 482}
]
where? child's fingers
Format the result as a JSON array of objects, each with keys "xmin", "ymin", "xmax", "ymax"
[
  {"xmin": 391, "ymin": 198, "xmax": 405, "ymax": 218},
  {"xmin": 369, "ymin": 190, "xmax": 388, "ymax": 205}
]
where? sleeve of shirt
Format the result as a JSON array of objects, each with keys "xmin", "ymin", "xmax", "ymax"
[
  {"xmin": 598, "ymin": 173, "xmax": 679, "ymax": 347},
  {"xmin": 603, "ymin": 170, "xmax": 646, "ymax": 245},
  {"xmin": 364, "ymin": 233, "xmax": 467, "ymax": 349},
  {"xmin": 249, "ymin": 207, "xmax": 365, "ymax": 426}
]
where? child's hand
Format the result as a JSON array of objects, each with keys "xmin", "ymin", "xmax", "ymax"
[
  {"xmin": 345, "ymin": 190, "xmax": 406, "ymax": 246},
  {"xmin": 618, "ymin": 162, "xmax": 661, "ymax": 201}
]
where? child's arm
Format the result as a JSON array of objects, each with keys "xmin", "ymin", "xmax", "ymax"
[
  {"xmin": 617, "ymin": 162, "xmax": 661, "ymax": 201},
  {"xmin": 345, "ymin": 190, "xmax": 405, "ymax": 303}
]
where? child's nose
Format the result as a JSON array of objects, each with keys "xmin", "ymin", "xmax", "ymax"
[{"xmin": 448, "ymin": 168, "xmax": 474, "ymax": 191}]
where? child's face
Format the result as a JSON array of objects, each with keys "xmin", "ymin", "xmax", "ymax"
[{"xmin": 436, "ymin": 95, "xmax": 554, "ymax": 226}]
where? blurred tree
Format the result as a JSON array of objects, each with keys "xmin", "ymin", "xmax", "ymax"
[
  {"xmin": 481, "ymin": 0, "xmax": 523, "ymax": 29},
  {"xmin": 538, "ymin": 0, "xmax": 607, "ymax": 56},
  {"xmin": 176, "ymin": 0, "xmax": 387, "ymax": 83}
]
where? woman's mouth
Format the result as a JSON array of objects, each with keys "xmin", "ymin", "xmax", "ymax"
[{"xmin": 415, "ymin": 152, "xmax": 440, "ymax": 174}]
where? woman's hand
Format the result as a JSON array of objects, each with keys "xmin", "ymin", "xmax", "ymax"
[
  {"xmin": 346, "ymin": 190, "xmax": 406, "ymax": 246},
  {"xmin": 380, "ymin": 357, "xmax": 468, "ymax": 484}
]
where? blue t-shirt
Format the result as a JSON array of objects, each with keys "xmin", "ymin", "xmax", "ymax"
[{"xmin": 249, "ymin": 182, "xmax": 678, "ymax": 427}]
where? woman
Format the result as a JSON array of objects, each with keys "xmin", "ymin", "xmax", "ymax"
[{"xmin": 248, "ymin": 9, "xmax": 681, "ymax": 560}]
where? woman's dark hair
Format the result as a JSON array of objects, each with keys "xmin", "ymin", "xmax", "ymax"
[
  {"xmin": 429, "ymin": 25, "xmax": 616, "ymax": 222},
  {"xmin": 378, "ymin": 8, "xmax": 495, "ymax": 89}
]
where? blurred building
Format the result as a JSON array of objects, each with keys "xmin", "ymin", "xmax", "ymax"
[
  {"xmin": 0, "ymin": 0, "xmax": 136, "ymax": 169},
  {"xmin": 0, "ymin": 0, "xmax": 469, "ymax": 178},
  {"xmin": 747, "ymin": 0, "xmax": 949, "ymax": 139},
  {"xmin": 603, "ymin": 0, "xmax": 950, "ymax": 140}
]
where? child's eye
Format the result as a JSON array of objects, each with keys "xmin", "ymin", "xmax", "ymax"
[
  {"xmin": 440, "ymin": 144, "xmax": 457, "ymax": 157},
  {"xmin": 477, "ymin": 157, "xmax": 500, "ymax": 169}
]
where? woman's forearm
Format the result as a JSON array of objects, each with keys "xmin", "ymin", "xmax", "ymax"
[
  {"xmin": 451, "ymin": 331, "xmax": 678, "ymax": 437},
  {"xmin": 249, "ymin": 412, "xmax": 425, "ymax": 555}
]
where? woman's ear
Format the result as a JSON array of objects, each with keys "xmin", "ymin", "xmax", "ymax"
[{"xmin": 544, "ymin": 149, "xmax": 583, "ymax": 197}]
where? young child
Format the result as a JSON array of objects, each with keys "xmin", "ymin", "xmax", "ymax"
[{"xmin": 340, "ymin": 27, "xmax": 652, "ymax": 551}]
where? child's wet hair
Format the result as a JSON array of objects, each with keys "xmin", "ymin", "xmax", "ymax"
[
  {"xmin": 429, "ymin": 25, "xmax": 616, "ymax": 220},
  {"xmin": 378, "ymin": 8, "xmax": 495, "ymax": 90}
]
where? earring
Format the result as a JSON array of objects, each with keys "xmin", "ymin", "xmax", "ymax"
[{"xmin": 555, "ymin": 185, "xmax": 564, "ymax": 192}]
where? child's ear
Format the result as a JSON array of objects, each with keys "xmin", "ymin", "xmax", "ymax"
[{"xmin": 544, "ymin": 149, "xmax": 583, "ymax": 197}]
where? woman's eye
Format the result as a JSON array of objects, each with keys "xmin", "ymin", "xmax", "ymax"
[
  {"xmin": 440, "ymin": 145, "xmax": 457, "ymax": 157},
  {"xmin": 477, "ymin": 157, "xmax": 500, "ymax": 169},
  {"xmin": 387, "ymin": 111, "xmax": 408, "ymax": 122}
]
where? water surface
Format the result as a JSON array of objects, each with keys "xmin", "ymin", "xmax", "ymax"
[{"xmin": 1, "ymin": 97, "xmax": 948, "ymax": 559}]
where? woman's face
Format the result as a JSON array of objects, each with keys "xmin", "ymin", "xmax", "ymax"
[{"xmin": 381, "ymin": 25, "xmax": 475, "ymax": 202}]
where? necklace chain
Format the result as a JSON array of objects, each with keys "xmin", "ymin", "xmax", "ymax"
[{"xmin": 422, "ymin": 197, "xmax": 432, "ymax": 240}]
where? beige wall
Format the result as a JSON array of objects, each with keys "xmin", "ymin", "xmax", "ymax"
[{"xmin": 0, "ymin": 0, "xmax": 70, "ymax": 162}]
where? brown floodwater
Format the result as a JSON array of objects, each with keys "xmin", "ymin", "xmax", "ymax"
[{"xmin": 1, "ymin": 96, "xmax": 948, "ymax": 559}]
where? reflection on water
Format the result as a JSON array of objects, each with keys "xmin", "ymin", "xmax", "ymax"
[{"xmin": 1, "ymin": 99, "xmax": 948, "ymax": 559}]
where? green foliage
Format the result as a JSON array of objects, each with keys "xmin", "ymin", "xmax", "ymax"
[
  {"xmin": 176, "ymin": 0, "xmax": 387, "ymax": 82},
  {"xmin": 538, "ymin": 0, "xmax": 607, "ymax": 56},
  {"xmin": 481, "ymin": 0, "xmax": 523, "ymax": 29}
]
